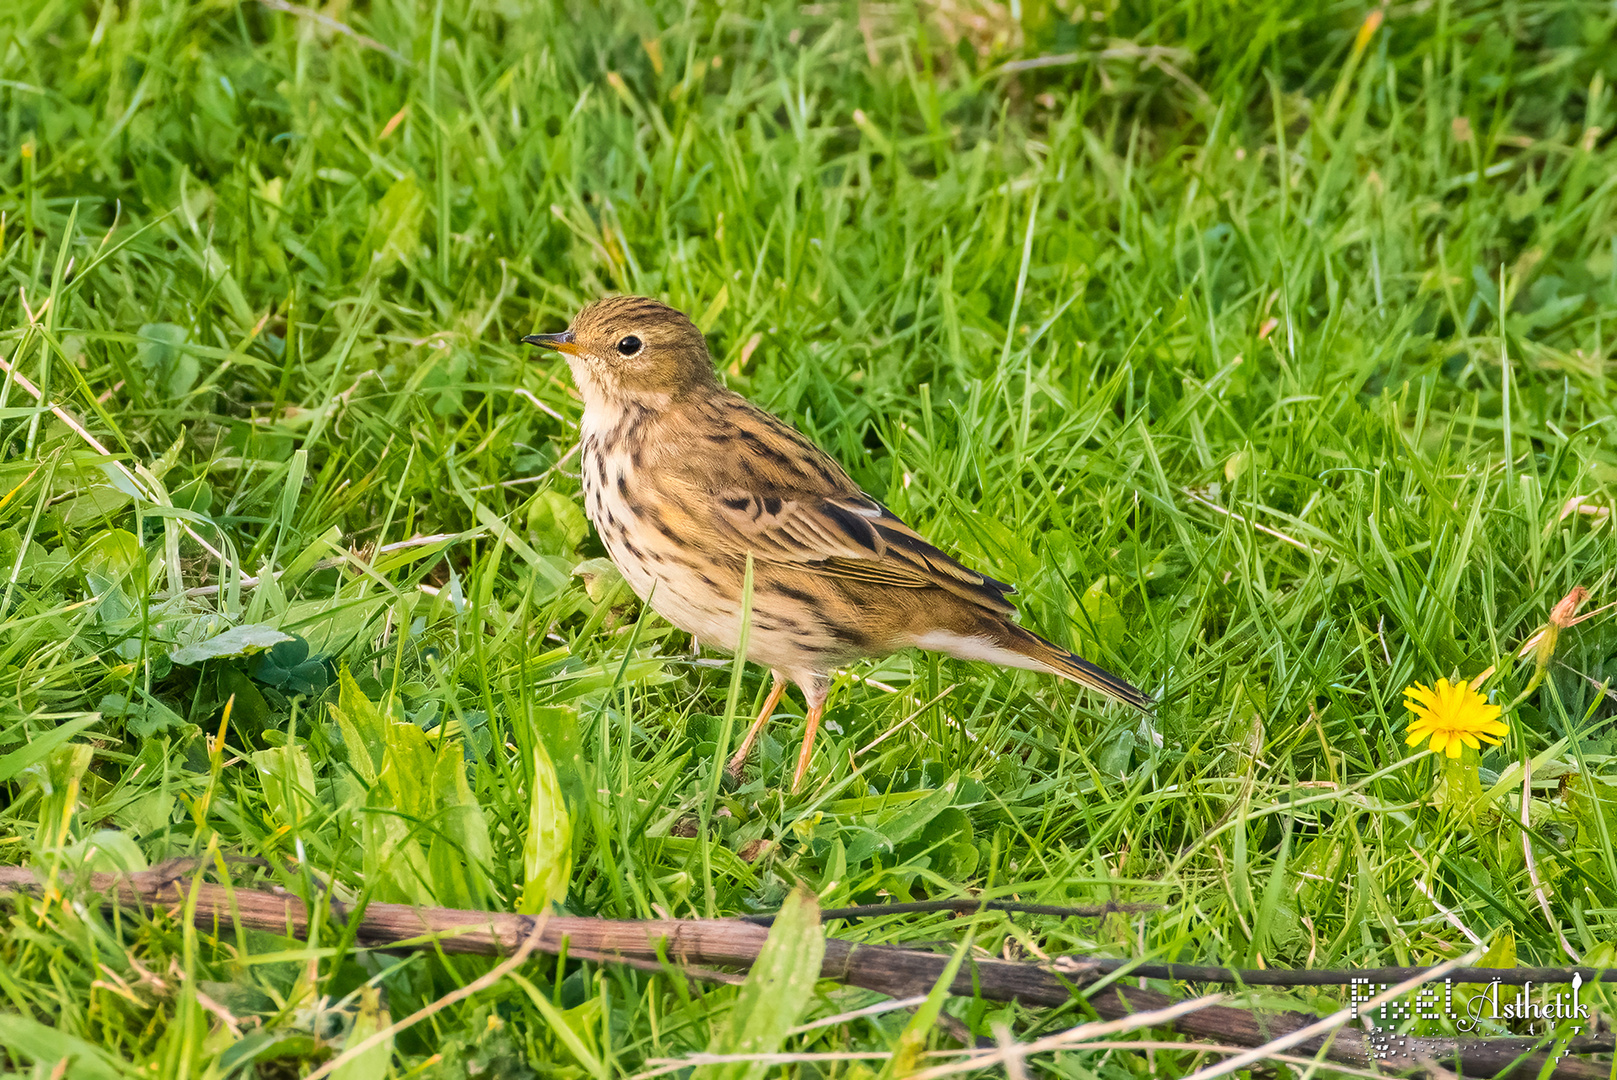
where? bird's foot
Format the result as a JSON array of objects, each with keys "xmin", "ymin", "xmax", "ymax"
[{"xmin": 790, "ymin": 702, "xmax": 824, "ymax": 793}]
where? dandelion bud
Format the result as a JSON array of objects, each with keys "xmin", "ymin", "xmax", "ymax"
[
  {"xmin": 1520, "ymin": 586, "xmax": 1588, "ymax": 702},
  {"xmin": 1550, "ymin": 586, "xmax": 1589, "ymax": 628}
]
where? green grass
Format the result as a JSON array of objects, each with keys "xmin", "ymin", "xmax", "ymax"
[{"xmin": 3, "ymin": 0, "xmax": 1617, "ymax": 1074}]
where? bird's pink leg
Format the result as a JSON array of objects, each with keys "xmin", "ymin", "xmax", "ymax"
[
  {"xmin": 791, "ymin": 701, "xmax": 824, "ymax": 793},
  {"xmin": 726, "ymin": 673, "xmax": 788, "ymax": 779}
]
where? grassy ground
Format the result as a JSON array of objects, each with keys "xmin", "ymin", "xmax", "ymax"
[{"xmin": 3, "ymin": 0, "xmax": 1617, "ymax": 1075}]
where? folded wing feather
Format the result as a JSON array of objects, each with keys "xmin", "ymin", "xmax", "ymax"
[{"xmin": 711, "ymin": 489, "xmax": 1017, "ymax": 615}]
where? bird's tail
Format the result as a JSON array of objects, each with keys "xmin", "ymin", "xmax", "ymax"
[{"xmin": 989, "ymin": 620, "xmax": 1154, "ymax": 711}]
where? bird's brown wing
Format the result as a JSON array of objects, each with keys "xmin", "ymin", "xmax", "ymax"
[
  {"xmin": 711, "ymin": 489, "xmax": 1017, "ymax": 615},
  {"xmin": 687, "ymin": 393, "xmax": 1015, "ymax": 614}
]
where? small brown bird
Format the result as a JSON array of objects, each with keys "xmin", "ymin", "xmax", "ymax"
[{"xmin": 525, "ymin": 296, "xmax": 1150, "ymax": 791}]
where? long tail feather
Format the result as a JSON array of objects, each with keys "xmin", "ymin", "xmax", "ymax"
[
  {"xmin": 997, "ymin": 622, "xmax": 1154, "ymax": 711},
  {"xmin": 914, "ymin": 618, "xmax": 1154, "ymax": 710}
]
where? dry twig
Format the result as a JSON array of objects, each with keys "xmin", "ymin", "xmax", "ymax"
[{"xmin": 0, "ymin": 866, "xmax": 1604, "ymax": 1079}]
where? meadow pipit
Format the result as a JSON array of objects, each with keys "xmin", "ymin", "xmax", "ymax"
[{"xmin": 526, "ymin": 296, "xmax": 1151, "ymax": 791}]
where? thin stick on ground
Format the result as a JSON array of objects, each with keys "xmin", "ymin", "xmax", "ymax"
[
  {"xmin": 632, "ymin": 1043, "xmax": 1401, "ymax": 1080},
  {"xmin": 0, "ymin": 866, "xmax": 1604, "ymax": 1079},
  {"xmin": 1180, "ymin": 955, "xmax": 1474, "ymax": 1080},
  {"xmin": 903, "ymin": 995, "xmax": 1226, "ymax": 1080}
]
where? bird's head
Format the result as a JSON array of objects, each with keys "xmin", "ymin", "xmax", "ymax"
[{"xmin": 524, "ymin": 295, "xmax": 716, "ymax": 406}]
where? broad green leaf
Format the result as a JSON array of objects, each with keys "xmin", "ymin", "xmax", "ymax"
[
  {"xmin": 533, "ymin": 704, "xmax": 585, "ymax": 809},
  {"xmin": 265, "ymin": 635, "xmax": 311, "ymax": 669},
  {"xmin": 696, "ymin": 281, "xmax": 729, "ymax": 331},
  {"xmin": 219, "ymin": 668, "xmax": 273, "ymax": 731},
  {"xmin": 253, "ymin": 635, "xmax": 328, "ymax": 694},
  {"xmin": 332, "ymin": 985, "xmax": 392, "ymax": 1080},
  {"xmin": 1076, "ymin": 574, "xmax": 1126, "ymax": 653},
  {"xmin": 137, "ymin": 321, "xmax": 198, "ymax": 399},
  {"xmin": 330, "ymin": 666, "xmax": 494, "ymax": 906},
  {"xmin": 253, "ymin": 742, "xmax": 320, "ymax": 829},
  {"xmin": 875, "ymin": 774, "xmax": 959, "ymax": 848},
  {"xmin": 0, "ymin": 714, "xmax": 100, "ymax": 783},
  {"xmin": 99, "ymin": 693, "xmax": 189, "ymax": 739},
  {"xmin": 1452, "ymin": 931, "xmax": 1518, "ymax": 1023},
  {"xmin": 169, "ymin": 623, "xmax": 293, "ymax": 665},
  {"xmin": 949, "ymin": 506, "xmax": 1041, "ymax": 585},
  {"xmin": 1095, "ymin": 726, "xmax": 1135, "ymax": 776},
  {"xmin": 0, "ymin": 1014, "xmax": 137, "ymax": 1079},
  {"xmin": 518, "ymin": 734, "xmax": 573, "ymax": 913},
  {"xmin": 905, "ymin": 807, "xmax": 978, "ymax": 878},
  {"xmin": 696, "ymin": 885, "xmax": 824, "ymax": 1080},
  {"xmin": 574, "ymin": 556, "xmax": 627, "ymax": 604},
  {"xmin": 172, "ymin": 479, "xmax": 213, "ymax": 515},
  {"xmin": 214, "ymin": 1032, "xmax": 321, "ymax": 1073},
  {"xmin": 330, "ymin": 694, "xmax": 379, "ymax": 784},
  {"xmin": 35, "ymin": 744, "xmax": 94, "ymax": 844},
  {"xmin": 527, "ymin": 489, "xmax": 589, "ymax": 555},
  {"xmin": 1478, "ymin": 931, "xmax": 1516, "ymax": 968},
  {"xmin": 114, "ymin": 788, "xmax": 176, "ymax": 836},
  {"xmin": 83, "ymin": 528, "xmax": 144, "ymax": 581},
  {"xmin": 67, "ymin": 828, "xmax": 149, "ymax": 873},
  {"xmin": 427, "ymin": 745, "xmax": 498, "ymax": 909},
  {"xmin": 56, "ymin": 485, "xmax": 134, "ymax": 527},
  {"xmin": 364, "ymin": 174, "xmax": 424, "ymax": 268}
]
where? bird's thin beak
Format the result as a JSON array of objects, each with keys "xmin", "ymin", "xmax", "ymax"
[{"xmin": 522, "ymin": 330, "xmax": 578, "ymax": 356}]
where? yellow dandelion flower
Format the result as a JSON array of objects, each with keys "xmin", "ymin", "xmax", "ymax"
[{"xmin": 1404, "ymin": 678, "xmax": 1507, "ymax": 758}]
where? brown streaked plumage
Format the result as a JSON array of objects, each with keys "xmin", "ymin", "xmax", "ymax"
[{"xmin": 524, "ymin": 295, "xmax": 1151, "ymax": 791}]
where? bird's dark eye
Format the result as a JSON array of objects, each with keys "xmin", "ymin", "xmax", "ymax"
[{"xmin": 616, "ymin": 335, "xmax": 642, "ymax": 356}]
